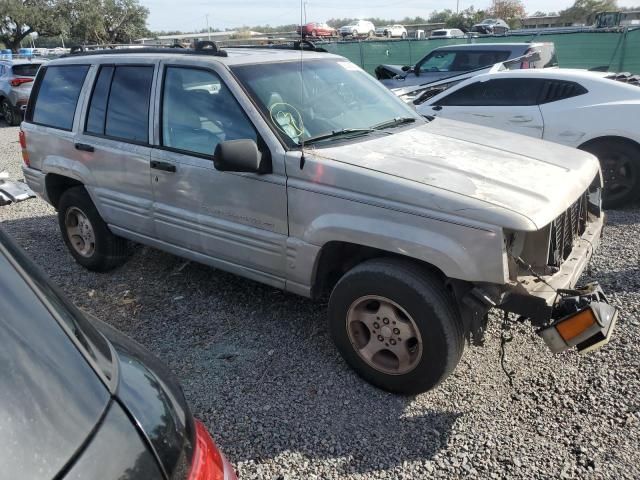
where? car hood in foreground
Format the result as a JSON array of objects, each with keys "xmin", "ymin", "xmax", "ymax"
[{"xmin": 312, "ymin": 118, "xmax": 600, "ymax": 230}]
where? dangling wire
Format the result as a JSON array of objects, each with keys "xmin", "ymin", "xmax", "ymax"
[{"xmin": 500, "ymin": 311, "xmax": 515, "ymax": 387}]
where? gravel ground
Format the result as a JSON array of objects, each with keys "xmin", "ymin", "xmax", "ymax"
[{"xmin": 1, "ymin": 121, "xmax": 639, "ymax": 480}]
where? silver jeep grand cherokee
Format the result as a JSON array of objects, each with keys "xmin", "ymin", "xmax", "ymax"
[{"xmin": 20, "ymin": 42, "xmax": 617, "ymax": 394}]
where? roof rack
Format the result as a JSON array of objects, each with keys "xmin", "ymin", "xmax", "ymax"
[
  {"xmin": 225, "ymin": 39, "xmax": 327, "ymax": 53},
  {"xmin": 65, "ymin": 41, "xmax": 228, "ymax": 57}
]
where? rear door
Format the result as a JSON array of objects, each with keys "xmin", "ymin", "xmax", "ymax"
[
  {"xmin": 75, "ymin": 61, "xmax": 157, "ymax": 237},
  {"xmin": 149, "ymin": 61, "xmax": 288, "ymax": 288},
  {"xmin": 427, "ymin": 77, "xmax": 545, "ymax": 138}
]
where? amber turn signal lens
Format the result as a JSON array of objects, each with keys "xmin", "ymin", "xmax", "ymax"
[{"xmin": 556, "ymin": 308, "xmax": 596, "ymax": 342}]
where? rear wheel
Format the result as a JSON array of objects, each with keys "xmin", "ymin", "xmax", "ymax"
[
  {"xmin": 580, "ymin": 139, "xmax": 640, "ymax": 208},
  {"xmin": 57, "ymin": 186, "xmax": 129, "ymax": 271},
  {"xmin": 1, "ymin": 99, "xmax": 19, "ymax": 126},
  {"xmin": 328, "ymin": 258, "xmax": 465, "ymax": 394}
]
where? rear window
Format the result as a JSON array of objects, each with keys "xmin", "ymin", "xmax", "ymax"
[
  {"xmin": 31, "ymin": 65, "xmax": 89, "ymax": 130},
  {"xmin": 431, "ymin": 31, "xmax": 447, "ymax": 37},
  {"xmin": 12, "ymin": 63, "xmax": 42, "ymax": 77}
]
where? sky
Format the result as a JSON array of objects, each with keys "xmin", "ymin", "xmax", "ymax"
[{"xmin": 141, "ymin": 0, "xmax": 639, "ymax": 32}]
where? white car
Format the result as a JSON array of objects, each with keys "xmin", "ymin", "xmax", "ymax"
[
  {"xmin": 339, "ymin": 20, "xmax": 376, "ymax": 38},
  {"xmin": 417, "ymin": 68, "xmax": 640, "ymax": 207},
  {"xmin": 429, "ymin": 28, "xmax": 465, "ymax": 39},
  {"xmin": 376, "ymin": 24, "xmax": 408, "ymax": 38}
]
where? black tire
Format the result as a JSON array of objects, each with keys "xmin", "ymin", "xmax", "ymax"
[
  {"xmin": 579, "ymin": 138, "xmax": 640, "ymax": 209},
  {"xmin": 57, "ymin": 186, "xmax": 129, "ymax": 271},
  {"xmin": 328, "ymin": 258, "xmax": 465, "ymax": 395},
  {"xmin": 1, "ymin": 99, "xmax": 19, "ymax": 126}
]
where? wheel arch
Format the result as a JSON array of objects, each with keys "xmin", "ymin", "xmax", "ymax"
[
  {"xmin": 45, "ymin": 173, "xmax": 84, "ymax": 209},
  {"xmin": 578, "ymin": 134, "xmax": 640, "ymax": 153},
  {"xmin": 310, "ymin": 240, "xmax": 450, "ymax": 300}
]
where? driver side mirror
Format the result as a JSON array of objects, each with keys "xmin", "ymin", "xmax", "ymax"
[
  {"xmin": 401, "ymin": 65, "xmax": 411, "ymax": 72},
  {"xmin": 213, "ymin": 139, "xmax": 271, "ymax": 174}
]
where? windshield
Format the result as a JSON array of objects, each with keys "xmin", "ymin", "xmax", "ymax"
[
  {"xmin": 232, "ymin": 58, "xmax": 420, "ymax": 147},
  {"xmin": 416, "ymin": 50, "xmax": 511, "ymax": 73}
]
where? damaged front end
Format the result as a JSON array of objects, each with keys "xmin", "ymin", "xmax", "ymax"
[
  {"xmin": 540, "ymin": 284, "xmax": 618, "ymax": 353},
  {"xmin": 460, "ymin": 179, "xmax": 618, "ymax": 354}
]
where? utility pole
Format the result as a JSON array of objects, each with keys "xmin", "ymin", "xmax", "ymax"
[
  {"xmin": 303, "ymin": 1, "xmax": 308, "ymax": 24},
  {"xmin": 206, "ymin": 14, "xmax": 211, "ymax": 40},
  {"xmin": 456, "ymin": 0, "xmax": 460, "ymax": 14}
]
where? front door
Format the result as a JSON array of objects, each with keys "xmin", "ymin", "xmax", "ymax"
[
  {"xmin": 429, "ymin": 77, "xmax": 545, "ymax": 139},
  {"xmin": 150, "ymin": 64, "xmax": 288, "ymax": 288}
]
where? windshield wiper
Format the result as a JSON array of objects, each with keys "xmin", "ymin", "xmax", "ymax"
[
  {"xmin": 304, "ymin": 128, "xmax": 377, "ymax": 145},
  {"xmin": 371, "ymin": 117, "xmax": 417, "ymax": 130}
]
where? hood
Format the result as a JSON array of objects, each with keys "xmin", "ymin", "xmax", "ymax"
[{"xmin": 312, "ymin": 118, "xmax": 600, "ymax": 231}]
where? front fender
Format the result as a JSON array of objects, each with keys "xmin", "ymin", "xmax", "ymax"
[{"xmin": 287, "ymin": 187, "xmax": 508, "ymax": 289}]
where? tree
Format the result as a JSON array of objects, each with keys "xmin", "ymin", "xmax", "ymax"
[
  {"xmin": 487, "ymin": 0, "xmax": 526, "ymax": 27},
  {"xmin": 66, "ymin": 0, "xmax": 149, "ymax": 44},
  {"xmin": 558, "ymin": 0, "xmax": 618, "ymax": 24},
  {"xmin": 0, "ymin": 0, "xmax": 68, "ymax": 52}
]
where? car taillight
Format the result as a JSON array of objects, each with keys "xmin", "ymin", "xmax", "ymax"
[
  {"xmin": 188, "ymin": 420, "xmax": 237, "ymax": 480},
  {"xmin": 19, "ymin": 130, "xmax": 30, "ymax": 166},
  {"xmin": 521, "ymin": 61, "xmax": 530, "ymax": 69},
  {"xmin": 10, "ymin": 77, "xmax": 34, "ymax": 87}
]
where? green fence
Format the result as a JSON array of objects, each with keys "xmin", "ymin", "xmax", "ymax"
[{"xmin": 322, "ymin": 29, "xmax": 640, "ymax": 76}]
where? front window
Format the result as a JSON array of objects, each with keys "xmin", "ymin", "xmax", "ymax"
[{"xmin": 232, "ymin": 59, "xmax": 420, "ymax": 147}]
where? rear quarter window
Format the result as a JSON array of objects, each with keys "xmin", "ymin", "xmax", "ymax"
[{"xmin": 30, "ymin": 65, "xmax": 89, "ymax": 131}]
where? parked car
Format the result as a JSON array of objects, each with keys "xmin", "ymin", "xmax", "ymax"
[
  {"xmin": 417, "ymin": 68, "xmax": 640, "ymax": 207},
  {"xmin": 0, "ymin": 59, "xmax": 46, "ymax": 125},
  {"xmin": 297, "ymin": 22, "xmax": 336, "ymax": 38},
  {"xmin": 429, "ymin": 28, "xmax": 465, "ymax": 39},
  {"xmin": 338, "ymin": 20, "xmax": 376, "ymax": 38},
  {"xmin": 21, "ymin": 43, "xmax": 616, "ymax": 395},
  {"xmin": 0, "ymin": 228, "xmax": 236, "ymax": 479},
  {"xmin": 471, "ymin": 18, "xmax": 510, "ymax": 35},
  {"xmin": 375, "ymin": 42, "xmax": 558, "ymax": 89},
  {"xmin": 375, "ymin": 24, "xmax": 408, "ymax": 38}
]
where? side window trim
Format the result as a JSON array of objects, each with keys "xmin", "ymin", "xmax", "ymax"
[
  {"xmin": 157, "ymin": 63, "xmax": 261, "ymax": 160},
  {"xmin": 82, "ymin": 63, "xmax": 155, "ymax": 147}
]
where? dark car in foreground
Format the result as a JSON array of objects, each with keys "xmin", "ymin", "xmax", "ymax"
[
  {"xmin": 375, "ymin": 42, "xmax": 557, "ymax": 89},
  {"xmin": 0, "ymin": 228, "xmax": 236, "ymax": 480}
]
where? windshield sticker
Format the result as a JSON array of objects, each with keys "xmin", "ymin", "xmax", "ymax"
[{"xmin": 269, "ymin": 102, "xmax": 304, "ymax": 141}]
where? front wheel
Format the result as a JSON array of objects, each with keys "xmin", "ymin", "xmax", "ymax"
[
  {"xmin": 57, "ymin": 186, "xmax": 129, "ymax": 271},
  {"xmin": 580, "ymin": 139, "xmax": 640, "ymax": 208},
  {"xmin": 328, "ymin": 258, "xmax": 465, "ymax": 394}
]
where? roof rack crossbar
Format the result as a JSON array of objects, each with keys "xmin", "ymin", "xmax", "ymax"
[{"xmin": 66, "ymin": 41, "xmax": 228, "ymax": 58}]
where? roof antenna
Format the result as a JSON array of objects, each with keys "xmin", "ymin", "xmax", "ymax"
[{"xmin": 299, "ymin": 0, "xmax": 306, "ymax": 170}]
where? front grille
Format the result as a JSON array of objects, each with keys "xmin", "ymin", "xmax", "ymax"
[{"xmin": 548, "ymin": 191, "xmax": 589, "ymax": 267}]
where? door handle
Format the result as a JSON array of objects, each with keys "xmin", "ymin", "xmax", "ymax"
[
  {"xmin": 74, "ymin": 143, "xmax": 94, "ymax": 152},
  {"xmin": 432, "ymin": 105, "xmax": 443, "ymax": 111},
  {"xmin": 150, "ymin": 160, "xmax": 176, "ymax": 173}
]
